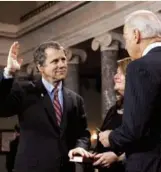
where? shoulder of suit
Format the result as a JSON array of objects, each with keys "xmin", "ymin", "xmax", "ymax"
[
  {"xmin": 13, "ymin": 80, "xmax": 37, "ymax": 92},
  {"xmin": 64, "ymin": 87, "xmax": 83, "ymax": 100},
  {"xmin": 127, "ymin": 58, "xmax": 151, "ymax": 72}
]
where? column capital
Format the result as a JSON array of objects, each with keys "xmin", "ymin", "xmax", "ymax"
[
  {"xmin": 66, "ymin": 48, "xmax": 87, "ymax": 64},
  {"xmin": 92, "ymin": 31, "xmax": 124, "ymax": 52}
]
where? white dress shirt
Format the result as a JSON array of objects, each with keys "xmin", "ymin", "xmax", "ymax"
[{"xmin": 142, "ymin": 42, "xmax": 161, "ymax": 56}]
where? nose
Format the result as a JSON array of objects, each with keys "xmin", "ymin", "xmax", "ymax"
[{"xmin": 114, "ymin": 73, "xmax": 118, "ymax": 81}]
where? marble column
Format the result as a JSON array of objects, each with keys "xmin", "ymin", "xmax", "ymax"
[
  {"xmin": 92, "ymin": 33, "xmax": 120, "ymax": 120},
  {"xmin": 65, "ymin": 49, "xmax": 87, "ymax": 172},
  {"xmin": 64, "ymin": 48, "xmax": 87, "ymax": 94}
]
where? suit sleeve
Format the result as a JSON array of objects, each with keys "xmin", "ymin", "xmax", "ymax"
[
  {"xmin": 75, "ymin": 96, "xmax": 91, "ymax": 150},
  {"xmin": 0, "ymin": 71, "xmax": 24, "ymax": 117},
  {"xmin": 109, "ymin": 61, "xmax": 159, "ymax": 152}
]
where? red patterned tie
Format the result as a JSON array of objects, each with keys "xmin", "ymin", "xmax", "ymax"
[{"xmin": 53, "ymin": 82, "xmax": 62, "ymax": 126}]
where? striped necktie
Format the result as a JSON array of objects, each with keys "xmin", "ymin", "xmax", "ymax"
[{"xmin": 53, "ymin": 82, "xmax": 62, "ymax": 126}]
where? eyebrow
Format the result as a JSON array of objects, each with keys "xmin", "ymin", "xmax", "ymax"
[{"xmin": 50, "ymin": 56, "xmax": 66, "ymax": 63}]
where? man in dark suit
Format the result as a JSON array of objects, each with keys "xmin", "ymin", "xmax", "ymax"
[
  {"xmin": 0, "ymin": 41, "xmax": 91, "ymax": 172},
  {"xmin": 6, "ymin": 125, "xmax": 20, "ymax": 172},
  {"xmin": 99, "ymin": 10, "xmax": 161, "ymax": 172}
]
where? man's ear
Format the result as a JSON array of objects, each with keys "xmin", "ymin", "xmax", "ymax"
[
  {"xmin": 37, "ymin": 64, "xmax": 42, "ymax": 73},
  {"xmin": 134, "ymin": 29, "xmax": 141, "ymax": 44}
]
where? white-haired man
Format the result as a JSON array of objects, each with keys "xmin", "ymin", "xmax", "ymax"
[{"xmin": 99, "ymin": 10, "xmax": 161, "ymax": 172}]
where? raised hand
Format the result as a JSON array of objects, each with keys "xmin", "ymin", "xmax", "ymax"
[{"xmin": 7, "ymin": 42, "xmax": 23, "ymax": 73}]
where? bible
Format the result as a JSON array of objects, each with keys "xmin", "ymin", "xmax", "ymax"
[{"xmin": 70, "ymin": 156, "xmax": 94, "ymax": 163}]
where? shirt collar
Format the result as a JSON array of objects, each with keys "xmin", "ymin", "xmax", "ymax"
[
  {"xmin": 142, "ymin": 42, "xmax": 161, "ymax": 56},
  {"xmin": 42, "ymin": 77, "xmax": 62, "ymax": 93}
]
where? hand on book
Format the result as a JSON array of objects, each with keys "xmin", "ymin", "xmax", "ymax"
[
  {"xmin": 93, "ymin": 152, "xmax": 118, "ymax": 167},
  {"xmin": 68, "ymin": 147, "xmax": 93, "ymax": 159}
]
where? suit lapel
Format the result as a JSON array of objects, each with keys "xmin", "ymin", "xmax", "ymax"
[{"xmin": 35, "ymin": 80, "xmax": 60, "ymax": 133}]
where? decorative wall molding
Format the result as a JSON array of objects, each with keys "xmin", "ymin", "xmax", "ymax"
[
  {"xmin": 20, "ymin": 1, "xmax": 57, "ymax": 23},
  {"xmin": 0, "ymin": 1, "xmax": 161, "ymax": 66},
  {"xmin": 0, "ymin": 1, "xmax": 87, "ymax": 38}
]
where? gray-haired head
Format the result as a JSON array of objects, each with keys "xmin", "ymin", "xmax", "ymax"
[
  {"xmin": 125, "ymin": 10, "xmax": 161, "ymax": 39},
  {"xmin": 33, "ymin": 41, "xmax": 66, "ymax": 67}
]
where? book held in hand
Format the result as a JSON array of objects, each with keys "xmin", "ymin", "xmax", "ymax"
[{"xmin": 70, "ymin": 156, "xmax": 94, "ymax": 163}]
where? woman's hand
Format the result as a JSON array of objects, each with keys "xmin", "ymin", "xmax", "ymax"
[{"xmin": 93, "ymin": 151, "xmax": 118, "ymax": 168}]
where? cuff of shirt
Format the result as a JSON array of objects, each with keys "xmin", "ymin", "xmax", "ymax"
[{"xmin": 3, "ymin": 67, "xmax": 13, "ymax": 79}]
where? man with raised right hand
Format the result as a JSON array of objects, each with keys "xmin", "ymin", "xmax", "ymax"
[{"xmin": 0, "ymin": 41, "xmax": 91, "ymax": 172}]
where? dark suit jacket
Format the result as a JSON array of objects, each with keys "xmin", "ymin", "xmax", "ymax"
[
  {"xmin": 96, "ymin": 103, "xmax": 122, "ymax": 154},
  {"xmin": 0, "ymin": 76, "xmax": 90, "ymax": 172},
  {"xmin": 95, "ymin": 103, "xmax": 124, "ymax": 172},
  {"xmin": 109, "ymin": 47, "xmax": 161, "ymax": 172}
]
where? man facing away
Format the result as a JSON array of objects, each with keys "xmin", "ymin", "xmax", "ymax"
[
  {"xmin": 99, "ymin": 10, "xmax": 161, "ymax": 172},
  {"xmin": 0, "ymin": 41, "xmax": 91, "ymax": 172}
]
